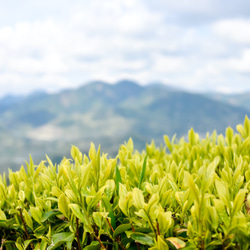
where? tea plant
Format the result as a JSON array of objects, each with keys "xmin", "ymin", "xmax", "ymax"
[{"xmin": 1, "ymin": 116, "xmax": 250, "ymax": 249}]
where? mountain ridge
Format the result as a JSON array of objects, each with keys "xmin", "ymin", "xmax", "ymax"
[{"xmin": 0, "ymin": 80, "xmax": 249, "ymax": 173}]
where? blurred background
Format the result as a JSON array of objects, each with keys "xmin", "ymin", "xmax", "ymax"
[{"xmin": 0, "ymin": 0, "xmax": 250, "ymax": 173}]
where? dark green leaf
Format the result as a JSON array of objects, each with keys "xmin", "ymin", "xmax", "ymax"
[
  {"xmin": 115, "ymin": 165, "xmax": 122, "ymax": 194},
  {"xmin": 102, "ymin": 196, "xmax": 116, "ymax": 230},
  {"xmin": 41, "ymin": 210, "xmax": 61, "ymax": 222},
  {"xmin": 126, "ymin": 232, "xmax": 154, "ymax": 246},
  {"xmin": 114, "ymin": 224, "xmax": 132, "ymax": 237}
]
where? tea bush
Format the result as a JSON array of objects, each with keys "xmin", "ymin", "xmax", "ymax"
[{"xmin": 1, "ymin": 117, "xmax": 250, "ymax": 249}]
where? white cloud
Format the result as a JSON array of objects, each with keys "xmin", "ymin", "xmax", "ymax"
[
  {"xmin": 226, "ymin": 49, "xmax": 250, "ymax": 73},
  {"xmin": 213, "ymin": 18, "xmax": 250, "ymax": 44},
  {"xmin": 152, "ymin": 54, "xmax": 186, "ymax": 73},
  {"xmin": 0, "ymin": 0, "xmax": 250, "ymax": 97}
]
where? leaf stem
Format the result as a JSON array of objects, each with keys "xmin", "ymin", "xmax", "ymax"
[
  {"xmin": 94, "ymin": 235, "xmax": 106, "ymax": 250},
  {"xmin": 18, "ymin": 208, "xmax": 30, "ymax": 240},
  {"xmin": 106, "ymin": 217, "xmax": 115, "ymax": 234},
  {"xmin": 106, "ymin": 218, "xmax": 126, "ymax": 250},
  {"xmin": 156, "ymin": 219, "xmax": 160, "ymax": 236},
  {"xmin": 131, "ymin": 222, "xmax": 140, "ymax": 250},
  {"xmin": 18, "ymin": 208, "xmax": 34, "ymax": 249},
  {"xmin": 76, "ymin": 218, "xmax": 82, "ymax": 250}
]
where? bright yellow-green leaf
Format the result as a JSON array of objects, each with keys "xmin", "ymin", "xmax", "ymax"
[
  {"xmin": 65, "ymin": 189, "xmax": 78, "ymax": 203},
  {"xmin": 155, "ymin": 235, "xmax": 169, "ymax": 250},
  {"xmin": 30, "ymin": 206, "xmax": 42, "ymax": 224},
  {"xmin": 68, "ymin": 203, "xmax": 93, "ymax": 233},
  {"xmin": 164, "ymin": 135, "xmax": 173, "ymax": 152},
  {"xmin": 158, "ymin": 210, "xmax": 172, "ymax": 235},
  {"xmin": 145, "ymin": 194, "xmax": 159, "ymax": 220},
  {"xmin": 58, "ymin": 194, "xmax": 69, "ymax": 218},
  {"xmin": 0, "ymin": 209, "xmax": 6, "ymax": 220},
  {"xmin": 18, "ymin": 190, "xmax": 25, "ymax": 202},
  {"xmin": 188, "ymin": 127, "xmax": 195, "ymax": 146},
  {"xmin": 119, "ymin": 191, "xmax": 133, "ymax": 216},
  {"xmin": 15, "ymin": 243, "xmax": 23, "ymax": 250},
  {"xmin": 8, "ymin": 184, "xmax": 16, "ymax": 202},
  {"xmin": 23, "ymin": 209, "xmax": 33, "ymax": 230},
  {"xmin": 92, "ymin": 212, "xmax": 109, "ymax": 228},
  {"xmin": 79, "ymin": 162, "xmax": 92, "ymax": 189},
  {"xmin": 187, "ymin": 221, "xmax": 194, "ymax": 239},
  {"xmin": 35, "ymin": 197, "xmax": 46, "ymax": 210},
  {"xmin": 244, "ymin": 115, "xmax": 250, "ymax": 137},
  {"xmin": 237, "ymin": 124, "xmax": 246, "ymax": 138},
  {"xmin": 189, "ymin": 176, "xmax": 200, "ymax": 204},
  {"xmin": 71, "ymin": 145, "xmax": 83, "ymax": 164},
  {"xmin": 232, "ymin": 189, "xmax": 247, "ymax": 217},
  {"xmin": 62, "ymin": 166, "xmax": 80, "ymax": 198},
  {"xmin": 215, "ymin": 180, "xmax": 230, "ymax": 207},
  {"xmin": 207, "ymin": 206, "xmax": 218, "ymax": 230},
  {"xmin": 133, "ymin": 188, "xmax": 144, "ymax": 209},
  {"xmin": 89, "ymin": 142, "xmax": 96, "ymax": 166},
  {"xmin": 51, "ymin": 186, "xmax": 64, "ymax": 198},
  {"xmin": 225, "ymin": 127, "xmax": 234, "ymax": 146},
  {"xmin": 213, "ymin": 199, "xmax": 230, "ymax": 227}
]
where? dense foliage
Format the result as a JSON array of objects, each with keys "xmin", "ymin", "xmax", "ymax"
[{"xmin": 1, "ymin": 117, "xmax": 250, "ymax": 249}]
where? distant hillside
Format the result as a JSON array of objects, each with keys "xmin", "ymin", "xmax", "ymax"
[
  {"xmin": 205, "ymin": 92, "xmax": 250, "ymax": 111},
  {"xmin": 0, "ymin": 80, "xmax": 249, "ymax": 173}
]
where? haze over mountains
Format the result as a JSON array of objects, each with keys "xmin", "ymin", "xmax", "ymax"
[{"xmin": 0, "ymin": 80, "xmax": 249, "ymax": 173}]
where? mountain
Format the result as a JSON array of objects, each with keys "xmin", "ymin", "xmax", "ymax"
[
  {"xmin": 204, "ymin": 92, "xmax": 250, "ymax": 111},
  {"xmin": 0, "ymin": 80, "xmax": 249, "ymax": 173},
  {"xmin": 0, "ymin": 94, "xmax": 25, "ymax": 113}
]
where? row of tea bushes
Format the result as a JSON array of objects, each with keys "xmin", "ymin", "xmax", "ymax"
[{"xmin": 1, "ymin": 117, "xmax": 250, "ymax": 249}]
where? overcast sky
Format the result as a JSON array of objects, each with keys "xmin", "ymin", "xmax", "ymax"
[{"xmin": 0, "ymin": 0, "xmax": 250, "ymax": 97}]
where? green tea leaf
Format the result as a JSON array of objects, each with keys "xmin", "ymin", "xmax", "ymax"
[
  {"xmin": 232, "ymin": 189, "xmax": 247, "ymax": 217},
  {"xmin": 133, "ymin": 188, "xmax": 144, "ymax": 209},
  {"xmin": 237, "ymin": 124, "xmax": 246, "ymax": 138},
  {"xmin": 23, "ymin": 209, "xmax": 33, "ymax": 230},
  {"xmin": 138, "ymin": 155, "xmax": 147, "ymax": 189},
  {"xmin": 39, "ymin": 240, "xmax": 48, "ymax": 250},
  {"xmin": 126, "ymin": 232, "xmax": 154, "ymax": 246},
  {"xmin": 62, "ymin": 165, "xmax": 80, "ymax": 199},
  {"xmin": 189, "ymin": 176, "xmax": 200, "ymax": 203},
  {"xmin": 58, "ymin": 193, "xmax": 69, "ymax": 218},
  {"xmin": 225, "ymin": 127, "xmax": 234, "ymax": 146},
  {"xmin": 244, "ymin": 115, "xmax": 250, "ymax": 137},
  {"xmin": 30, "ymin": 206, "xmax": 42, "ymax": 224},
  {"xmin": 115, "ymin": 165, "xmax": 122, "ymax": 194},
  {"xmin": 71, "ymin": 145, "xmax": 83, "ymax": 164},
  {"xmin": 114, "ymin": 224, "xmax": 132, "ymax": 237},
  {"xmin": 158, "ymin": 211, "xmax": 172, "ymax": 235},
  {"xmin": 47, "ymin": 232, "xmax": 75, "ymax": 250},
  {"xmin": 102, "ymin": 197, "xmax": 116, "ymax": 230},
  {"xmin": 24, "ymin": 239, "xmax": 36, "ymax": 249},
  {"xmin": 69, "ymin": 203, "xmax": 93, "ymax": 233},
  {"xmin": 166, "ymin": 237, "xmax": 185, "ymax": 249},
  {"xmin": 215, "ymin": 180, "xmax": 229, "ymax": 207},
  {"xmin": 188, "ymin": 127, "xmax": 196, "ymax": 145},
  {"xmin": 164, "ymin": 135, "xmax": 172, "ymax": 152},
  {"xmin": 0, "ymin": 209, "xmax": 6, "ymax": 220},
  {"xmin": 213, "ymin": 199, "xmax": 230, "ymax": 227},
  {"xmin": 15, "ymin": 243, "xmax": 23, "ymax": 250},
  {"xmin": 41, "ymin": 210, "xmax": 61, "ymax": 222},
  {"xmin": 89, "ymin": 142, "xmax": 96, "ymax": 166},
  {"xmin": 83, "ymin": 241, "xmax": 100, "ymax": 250}
]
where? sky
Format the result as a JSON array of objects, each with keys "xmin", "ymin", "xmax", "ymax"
[{"xmin": 0, "ymin": 0, "xmax": 250, "ymax": 97}]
